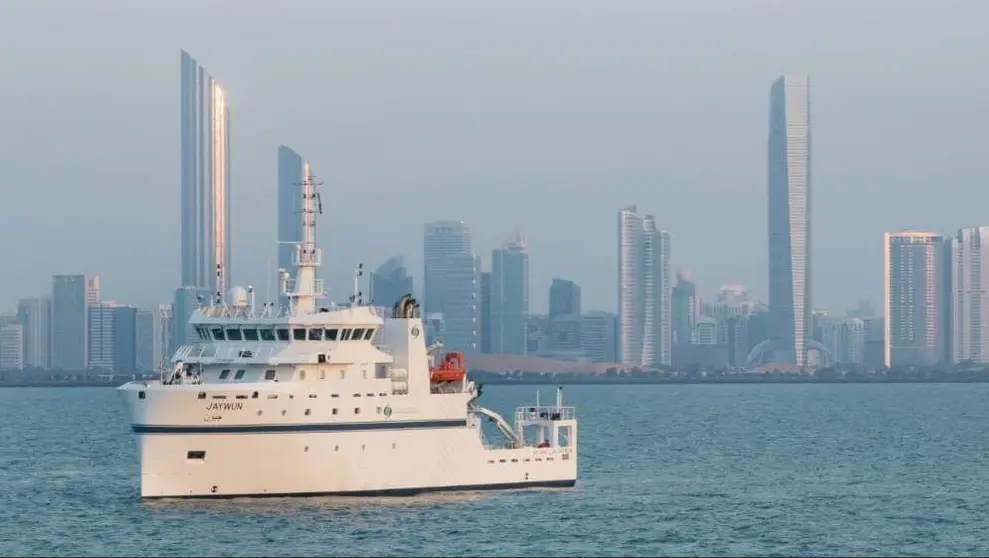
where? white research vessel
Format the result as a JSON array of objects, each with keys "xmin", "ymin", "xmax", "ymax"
[{"xmin": 117, "ymin": 176, "xmax": 577, "ymax": 499}]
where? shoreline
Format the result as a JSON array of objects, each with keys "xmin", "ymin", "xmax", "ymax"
[
  {"xmin": 474, "ymin": 378, "xmax": 989, "ymax": 385},
  {"xmin": 4, "ymin": 376, "xmax": 989, "ymax": 388}
]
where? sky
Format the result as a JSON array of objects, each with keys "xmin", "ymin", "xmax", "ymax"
[{"xmin": 1, "ymin": 0, "xmax": 987, "ymax": 315}]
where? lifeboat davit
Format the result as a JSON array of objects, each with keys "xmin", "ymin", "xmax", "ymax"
[{"xmin": 430, "ymin": 352, "xmax": 467, "ymax": 383}]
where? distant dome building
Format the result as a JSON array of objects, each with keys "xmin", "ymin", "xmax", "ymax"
[{"xmin": 745, "ymin": 338, "xmax": 833, "ymax": 369}]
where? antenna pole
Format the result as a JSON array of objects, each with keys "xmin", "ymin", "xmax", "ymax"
[
  {"xmin": 265, "ymin": 257, "xmax": 271, "ymax": 312},
  {"xmin": 280, "ymin": 173, "xmax": 325, "ymax": 315}
]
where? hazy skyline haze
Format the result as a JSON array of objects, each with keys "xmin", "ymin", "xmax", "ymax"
[{"xmin": 1, "ymin": 0, "xmax": 987, "ymax": 315}]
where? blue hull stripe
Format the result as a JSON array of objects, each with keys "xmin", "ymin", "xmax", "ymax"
[
  {"xmin": 133, "ymin": 419, "xmax": 468, "ymax": 434},
  {"xmin": 144, "ymin": 479, "xmax": 576, "ymax": 499}
]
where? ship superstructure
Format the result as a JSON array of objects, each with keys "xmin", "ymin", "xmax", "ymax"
[{"xmin": 117, "ymin": 175, "xmax": 577, "ymax": 498}]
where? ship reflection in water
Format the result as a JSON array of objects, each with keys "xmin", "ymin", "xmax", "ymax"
[{"xmin": 141, "ymin": 489, "xmax": 525, "ymax": 515}]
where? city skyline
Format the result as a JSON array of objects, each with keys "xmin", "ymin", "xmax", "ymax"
[
  {"xmin": 3, "ymin": 2, "xmax": 986, "ymax": 317},
  {"xmin": 2, "ymin": 57, "xmax": 984, "ymax": 373}
]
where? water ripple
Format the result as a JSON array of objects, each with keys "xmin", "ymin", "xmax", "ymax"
[{"xmin": 2, "ymin": 384, "xmax": 989, "ymax": 556}]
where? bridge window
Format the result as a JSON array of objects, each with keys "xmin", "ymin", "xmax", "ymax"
[
  {"xmin": 243, "ymin": 328, "xmax": 259, "ymax": 341},
  {"xmin": 293, "ymin": 328, "xmax": 307, "ymax": 341},
  {"xmin": 234, "ymin": 369, "xmax": 246, "ymax": 380},
  {"xmin": 211, "ymin": 327, "xmax": 226, "ymax": 341},
  {"xmin": 264, "ymin": 369, "xmax": 276, "ymax": 380},
  {"xmin": 325, "ymin": 329, "xmax": 338, "ymax": 341},
  {"xmin": 364, "ymin": 329, "xmax": 375, "ymax": 340},
  {"xmin": 226, "ymin": 328, "xmax": 243, "ymax": 341},
  {"xmin": 340, "ymin": 329, "xmax": 352, "ymax": 341},
  {"xmin": 187, "ymin": 451, "xmax": 206, "ymax": 460},
  {"xmin": 219, "ymin": 369, "xmax": 230, "ymax": 380},
  {"xmin": 308, "ymin": 328, "xmax": 324, "ymax": 341},
  {"xmin": 259, "ymin": 327, "xmax": 276, "ymax": 341},
  {"xmin": 352, "ymin": 328, "xmax": 365, "ymax": 340},
  {"xmin": 276, "ymin": 328, "xmax": 290, "ymax": 341}
]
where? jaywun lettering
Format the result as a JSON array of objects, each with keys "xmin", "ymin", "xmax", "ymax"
[{"xmin": 205, "ymin": 402, "xmax": 244, "ymax": 412}]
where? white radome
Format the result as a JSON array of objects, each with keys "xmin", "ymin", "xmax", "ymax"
[{"xmin": 226, "ymin": 286, "xmax": 248, "ymax": 308}]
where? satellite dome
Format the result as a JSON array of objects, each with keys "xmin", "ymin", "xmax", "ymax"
[{"xmin": 227, "ymin": 286, "xmax": 249, "ymax": 307}]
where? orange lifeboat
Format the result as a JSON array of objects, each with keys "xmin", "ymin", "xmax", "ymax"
[{"xmin": 430, "ymin": 352, "xmax": 467, "ymax": 383}]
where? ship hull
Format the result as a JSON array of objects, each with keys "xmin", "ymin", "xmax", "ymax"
[{"xmin": 134, "ymin": 424, "xmax": 577, "ymax": 498}]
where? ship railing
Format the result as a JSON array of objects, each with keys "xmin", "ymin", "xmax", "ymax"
[
  {"xmin": 514, "ymin": 405, "xmax": 576, "ymax": 424},
  {"xmin": 366, "ymin": 306, "xmax": 388, "ymax": 318}
]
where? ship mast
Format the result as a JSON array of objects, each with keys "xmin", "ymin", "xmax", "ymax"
[{"xmin": 281, "ymin": 173, "xmax": 325, "ymax": 315}]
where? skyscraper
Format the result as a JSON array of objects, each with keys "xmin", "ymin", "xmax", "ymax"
[
  {"xmin": 180, "ymin": 49, "xmax": 230, "ymax": 301},
  {"xmin": 423, "ymin": 221, "xmax": 478, "ymax": 353},
  {"xmin": 581, "ymin": 311, "xmax": 618, "ymax": 364},
  {"xmin": 767, "ymin": 73, "xmax": 812, "ymax": 365},
  {"xmin": 277, "ymin": 146, "xmax": 310, "ymax": 308},
  {"xmin": 951, "ymin": 226, "xmax": 989, "ymax": 364},
  {"xmin": 51, "ymin": 274, "xmax": 100, "ymax": 370},
  {"xmin": 618, "ymin": 205, "xmax": 672, "ymax": 367},
  {"xmin": 0, "ymin": 324, "xmax": 24, "ymax": 371},
  {"xmin": 17, "ymin": 297, "xmax": 51, "ymax": 369},
  {"xmin": 491, "ymin": 233, "xmax": 529, "ymax": 355},
  {"xmin": 884, "ymin": 231, "xmax": 952, "ymax": 367},
  {"xmin": 549, "ymin": 279, "xmax": 581, "ymax": 319},
  {"xmin": 547, "ymin": 279, "xmax": 581, "ymax": 353},
  {"xmin": 370, "ymin": 256, "xmax": 414, "ymax": 309},
  {"xmin": 670, "ymin": 268, "xmax": 699, "ymax": 365},
  {"xmin": 135, "ymin": 309, "xmax": 155, "ymax": 372}
]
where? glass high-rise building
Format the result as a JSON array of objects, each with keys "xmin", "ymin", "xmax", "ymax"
[
  {"xmin": 767, "ymin": 74, "xmax": 812, "ymax": 365},
  {"xmin": 617, "ymin": 205, "xmax": 671, "ymax": 367},
  {"xmin": 51, "ymin": 274, "xmax": 99, "ymax": 370},
  {"xmin": 180, "ymin": 49, "xmax": 231, "ymax": 298},
  {"xmin": 951, "ymin": 226, "xmax": 989, "ymax": 364},
  {"xmin": 491, "ymin": 233, "xmax": 529, "ymax": 355},
  {"xmin": 549, "ymin": 279, "xmax": 581, "ymax": 320},
  {"xmin": 423, "ymin": 221, "xmax": 478, "ymax": 353},
  {"xmin": 884, "ymin": 231, "xmax": 952, "ymax": 367},
  {"xmin": 370, "ymin": 256, "xmax": 414, "ymax": 309}
]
